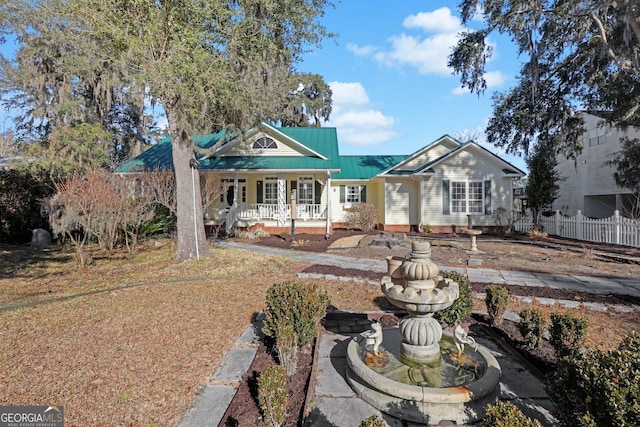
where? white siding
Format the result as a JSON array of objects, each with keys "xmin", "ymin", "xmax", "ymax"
[
  {"xmin": 400, "ymin": 139, "xmax": 459, "ymax": 171},
  {"xmin": 421, "ymin": 149, "xmax": 514, "ymax": 227},
  {"xmin": 383, "ymin": 179, "xmax": 420, "ymax": 224}
]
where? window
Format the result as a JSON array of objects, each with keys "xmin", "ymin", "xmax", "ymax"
[
  {"xmin": 252, "ymin": 137, "xmax": 277, "ymax": 149},
  {"xmin": 264, "ymin": 177, "xmax": 278, "ymax": 204},
  {"xmin": 451, "ymin": 181, "xmax": 483, "ymax": 214},
  {"xmin": 346, "ymin": 185, "xmax": 362, "ymax": 204},
  {"xmin": 297, "ymin": 177, "xmax": 314, "ymax": 204}
]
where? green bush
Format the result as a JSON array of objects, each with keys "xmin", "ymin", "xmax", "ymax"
[
  {"xmin": 518, "ymin": 308, "xmax": 546, "ymax": 349},
  {"xmin": 138, "ymin": 205, "xmax": 176, "ymax": 239},
  {"xmin": 359, "ymin": 414, "xmax": 386, "ymax": 427},
  {"xmin": 273, "ymin": 321, "xmax": 298, "ymax": 376},
  {"xmin": 546, "ymin": 332, "xmax": 640, "ymax": 427},
  {"xmin": 485, "ymin": 285, "xmax": 509, "ymax": 326},
  {"xmin": 482, "ymin": 399, "xmax": 542, "ymax": 427},
  {"xmin": 262, "ymin": 281, "xmax": 330, "ymax": 347},
  {"xmin": 434, "ymin": 271, "xmax": 473, "ymax": 325},
  {"xmin": 257, "ymin": 365, "xmax": 290, "ymax": 427},
  {"xmin": 549, "ymin": 312, "xmax": 587, "ymax": 359}
]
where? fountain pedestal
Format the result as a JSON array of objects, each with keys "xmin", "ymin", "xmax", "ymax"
[{"xmin": 346, "ymin": 240, "xmax": 501, "ymax": 424}]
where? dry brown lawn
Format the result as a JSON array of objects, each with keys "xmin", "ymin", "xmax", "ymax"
[
  {"xmin": 0, "ymin": 240, "xmax": 385, "ymax": 426},
  {"xmin": 1, "ymin": 237, "xmax": 639, "ymax": 426}
]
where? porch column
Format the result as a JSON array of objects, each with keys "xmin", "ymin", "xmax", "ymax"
[
  {"xmin": 277, "ymin": 175, "xmax": 286, "ymax": 226},
  {"xmin": 233, "ymin": 177, "xmax": 238, "ymax": 208},
  {"xmin": 325, "ymin": 172, "xmax": 332, "ymax": 238}
]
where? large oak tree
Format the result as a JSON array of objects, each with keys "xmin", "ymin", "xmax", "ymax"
[
  {"xmin": 449, "ymin": 1, "xmax": 640, "ymax": 159},
  {"xmin": 1, "ymin": 0, "xmax": 333, "ymax": 261}
]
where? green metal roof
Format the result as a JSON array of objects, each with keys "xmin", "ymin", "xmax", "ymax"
[
  {"xmin": 199, "ymin": 155, "xmax": 339, "ymax": 171},
  {"xmin": 333, "ymin": 155, "xmax": 407, "ymax": 180},
  {"xmin": 115, "ymin": 130, "xmax": 227, "ymax": 173},
  {"xmin": 275, "ymin": 127, "xmax": 340, "ymax": 159}
]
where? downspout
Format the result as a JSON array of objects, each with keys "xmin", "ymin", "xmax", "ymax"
[
  {"xmin": 325, "ymin": 171, "xmax": 331, "ymax": 239},
  {"xmin": 412, "ymin": 174, "xmax": 424, "ymax": 232}
]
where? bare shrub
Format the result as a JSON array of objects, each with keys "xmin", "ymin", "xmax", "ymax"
[
  {"xmin": 345, "ymin": 202, "xmax": 378, "ymax": 232},
  {"xmin": 141, "ymin": 168, "xmax": 177, "ymax": 216},
  {"xmin": 45, "ymin": 169, "xmax": 158, "ymax": 264}
]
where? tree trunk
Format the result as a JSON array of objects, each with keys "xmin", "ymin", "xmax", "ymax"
[{"xmin": 167, "ymin": 109, "xmax": 210, "ymax": 262}]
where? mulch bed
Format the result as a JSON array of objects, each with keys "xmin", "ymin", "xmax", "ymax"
[{"xmin": 219, "ymin": 340, "xmax": 314, "ymax": 427}]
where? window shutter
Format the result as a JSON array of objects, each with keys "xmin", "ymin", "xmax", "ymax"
[
  {"xmin": 340, "ymin": 185, "xmax": 345, "ymax": 203},
  {"xmin": 360, "ymin": 185, "xmax": 367, "ymax": 203},
  {"xmin": 484, "ymin": 180, "xmax": 491, "ymax": 215},
  {"xmin": 257, "ymin": 180, "xmax": 263, "ymax": 203},
  {"xmin": 442, "ymin": 180, "xmax": 450, "ymax": 215},
  {"xmin": 314, "ymin": 180, "xmax": 322, "ymax": 204}
]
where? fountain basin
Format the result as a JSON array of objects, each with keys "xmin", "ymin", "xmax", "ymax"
[{"xmin": 346, "ymin": 328, "xmax": 501, "ymax": 425}]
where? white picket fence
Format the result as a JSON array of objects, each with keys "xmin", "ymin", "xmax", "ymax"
[{"xmin": 514, "ymin": 210, "xmax": 640, "ymax": 248}]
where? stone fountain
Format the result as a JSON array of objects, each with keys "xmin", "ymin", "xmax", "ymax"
[{"xmin": 346, "ymin": 241, "xmax": 501, "ymax": 425}]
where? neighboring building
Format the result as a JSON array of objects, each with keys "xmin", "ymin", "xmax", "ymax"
[
  {"xmin": 116, "ymin": 122, "xmax": 524, "ymax": 234},
  {"xmin": 553, "ymin": 112, "xmax": 639, "ymax": 218}
]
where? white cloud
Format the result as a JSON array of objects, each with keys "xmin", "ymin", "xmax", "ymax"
[
  {"xmin": 403, "ymin": 8, "xmax": 461, "ymax": 33},
  {"xmin": 374, "ymin": 31, "xmax": 459, "ymax": 76},
  {"xmin": 371, "ymin": 7, "xmax": 463, "ymax": 76},
  {"xmin": 346, "ymin": 43, "xmax": 378, "ymax": 56},
  {"xmin": 325, "ymin": 81, "xmax": 399, "ymax": 146},
  {"xmin": 348, "ymin": 7, "xmax": 508, "ymax": 91},
  {"xmin": 329, "ymin": 82, "xmax": 370, "ymax": 108}
]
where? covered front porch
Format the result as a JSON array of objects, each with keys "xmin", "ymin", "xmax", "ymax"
[{"xmin": 202, "ymin": 173, "xmax": 333, "ymax": 235}]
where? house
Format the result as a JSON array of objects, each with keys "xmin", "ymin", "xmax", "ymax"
[
  {"xmin": 552, "ymin": 112, "xmax": 640, "ymax": 218},
  {"xmin": 116, "ymin": 122, "xmax": 525, "ymax": 234}
]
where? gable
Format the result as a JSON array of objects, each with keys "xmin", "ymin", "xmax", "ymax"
[
  {"xmin": 399, "ymin": 136, "xmax": 460, "ymax": 171},
  {"xmin": 414, "ymin": 143, "xmax": 525, "ymax": 178},
  {"xmin": 383, "ymin": 135, "xmax": 461, "ymax": 174},
  {"xmin": 210, "ymin": 123, "xmax": 334, "ymax": 160}
]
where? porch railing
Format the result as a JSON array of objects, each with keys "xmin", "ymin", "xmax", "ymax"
[{"xmin": 211, "ymin": 203, "xmax": 326, "ymax": 224}]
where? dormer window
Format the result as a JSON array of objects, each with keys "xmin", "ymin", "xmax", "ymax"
[{"xmin": 252, "ymin": 137, "xmax": 277, "ymax": 149}]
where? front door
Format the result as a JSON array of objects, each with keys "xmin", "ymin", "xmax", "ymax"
[{"xmin": 224, "ymin": 180, "xmax": 247, "ymax": 208}]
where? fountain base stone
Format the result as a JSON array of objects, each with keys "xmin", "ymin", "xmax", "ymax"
[{"xmin": 346, "ymin": 328, "xmax": 501, "ymax": 425}]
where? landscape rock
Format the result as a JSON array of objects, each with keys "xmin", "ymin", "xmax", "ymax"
[{"xmin": 30, "ymin": 228, "xmax": 51, "ymax": 248}]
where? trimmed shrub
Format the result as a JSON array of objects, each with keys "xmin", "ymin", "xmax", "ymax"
[
  {"xmin": 359, "ymin": 414, "xmax": 386, "ymax": 427},
  {"xmin": 257, "ymin": 365, "xmax": 289, "ymax": 427},
  {"xmin": 485, "ymin": 285, "xmax": 509, "ymax": 326},
  {"xmin": 273, "ymin": 321, "xmax": 298, "ymax": 376},
  {"xmin": 482, "ymin": 399, "xmax": 542, "ymax": 427},
  {"xmin": 263, "ymin": 281, "xmax": 330, "ymax": 347},
  {"xmin": 546, "ymin": 332, "xmax": 640, "ymax": 426},
  {"xmin": 434, "ymin": 271, "xmax": 473, "ymax": 325},
  {"xmin": 345, "ymin": 202, "xmax": 378, "ymax": 232},
  {"xmin": 518, "ymin": 308, "xmax": 546, "ymax": 349},
  {"xmin": 549, "ymin": 312, "xmax": 587, "ymax": 359}
]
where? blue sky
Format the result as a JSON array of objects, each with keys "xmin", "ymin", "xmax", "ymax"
[
  {"xmin": 299, "ymin": 1, "xmax": 527, "ymax": 172},
  {"xmin": 0, "ymin": 1, "xmax": 528, "ymax": 172}
]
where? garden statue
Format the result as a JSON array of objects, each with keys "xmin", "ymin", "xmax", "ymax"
[
  {"xmin": 454, "ymin": 324, "xmax": 478, "ymax": 358},
  {"xmin": 363, "ymin": 322, "xmax": 383, "ymax": 355}
]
